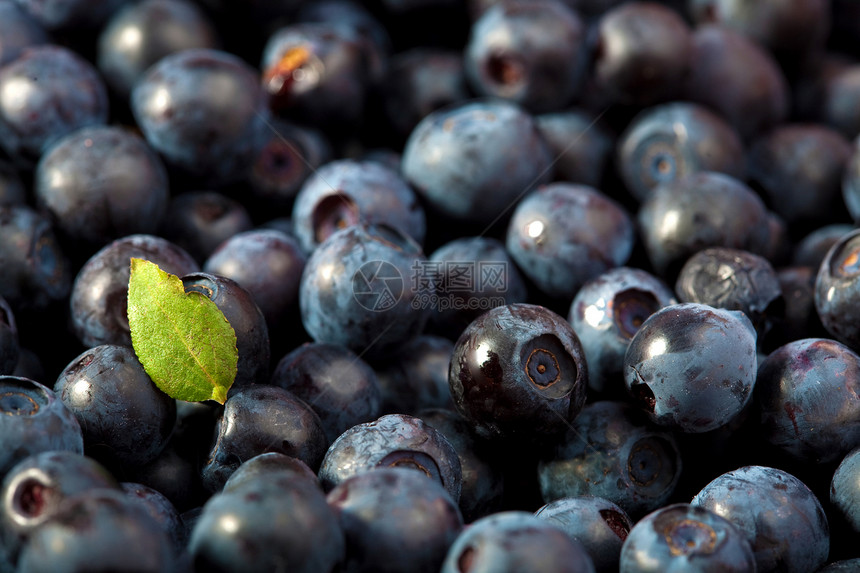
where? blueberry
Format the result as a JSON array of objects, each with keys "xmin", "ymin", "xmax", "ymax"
[
  {"xmin": 449, "ymin": 303, "xmax": 588, "ymax": 443},
  {"xmin": 0, "ymin": 451, "xmax": 118, "ymax": 563},
  {"xmin": 292, "ymin": 159, "xmax": 426, "ymax": 253},
  {"xmin": 97, "ymin": 0, "xmax": 219, "ymax": 97},
  {"xmin": 328, "ymin": 467, "xmax": 463, "ymax": 573},
  {"xmin": 221, "ymin": 452, "xmax": 318, "ymax": 493},
  {"xmin": 683, "ymin": 25, "xmax": 789, "ymax": 140},
  {"xmin": 814, "ymin": 229, "xmax": 860, "ymax": 349},
  {"xmin": 159, "ymin": 192, "xmax": 254, "ymax": 264},
  {"xmin": 0, "ymin": 376, "xmax": 82, "ymax": 480},
  {"xmin": 201, "ymin": 385, "xmax": 328, "ymax": 493},
  {"xmin": 464, "ymin": 0, "xmax": 586, "ymax": 113},
  {"xmin": 0, "ymin": 205, "xmax": 71, "ymax": 311},
  {"xmin": 131, "ymin": 48, "xmax": 268, "ymax": 185},
  {"xmin": 382, "ymin": 48, "xmax": 469, "ymax": 137},
  {"xmin": 674, "ymin": 247, "xmax": 782, "ymax": 338},
  {"xmin": 617, "ymin": 102, "xmax": 746, "ymax": 202},
  {"xmin": 793, "ymin": 224, "xmax": 856, "ymax": 268},
  {"xmin": 401, "ymin": 99, "xmax": 552, "ymax": 226},
  {"xmin": 299, "ymin": 223, "xmax": 431, "ymax": 360},
  {"xmin": 13, "ymin": 0, "xmax": 129, "ymax": 31},
  {"xmin": 269, "ymin": 341, "xmax": 381, "ymax": 444},
  {"xmin": 245, "ymin": 119, "xmax": 332, "ymax": 211},
  {"xmin": 819, "ymin": 559, "xmax": 860, "ymax": 572},
  {"xmin": 755, "ymin": 338, "xmax": 860, "ymax": 464},
  {"xmin": 506, "ymin": 183, "xmax": 634, "ymax": 300},
  {"xmin": 318, "ymin": 413, "xmax": 462, "ymax": 502},
  {"xmin": 637, "ymin": 171, "xmax": 771, "ymax": 278},
  {"xmin": 691, "ymin": 465, "xmax": 830, "ymax": 573},
  {"xmin": 54, "ymin": 345, "xmax": 177, "ymax": 470},
  {"xmin": 418, "ymin": 408, "xmax": 505, "ymax": 523},
  {"xmin": 203, "ymin": 229, "xmax": 307, "ymax": 329},
  {"xmin": 34, "ymin": 126, "xmax": 170, "ymax": 254},
  {"xmin": 0, "ymin": 45, "xmax": 109, "ymax": 166},
  {"xmin": 131, "ymin": 439, "xmax": 203, "ymax": 513},
  {"xmin": 800, "ymin": 61, "xmax": 860, "ymax": 141},
  {"xmin": 121, "ymin": 482, "xmax": 185, "ymax": 553},
  {"xmin": 538, "ymin": 401, "xmax": 682, "ymax": 518},
  {"xmin": 181, "ymin": 272, "xmax": 270, "ymax": 390},
  {"xmin": 747, "ymin": 124, "xmax": 853, "ymax": 226},
  {"xmin": 535, "ymin": 109, "xmax": 614, "ymax": 189},
  {"xmin": 535, "ymin": 496, "xmax": 633, "ymax": 573},
  {"xmin": 777, "ymin": 266, "xmax": 828, "ymax": 344},
  {"xmin": 831, "ymin": 447, "xmax": 860, "ymax": 535},
  {"xmin": 0, "ymin": 0, "xmax": 46, "ymax": 67},
  {"xmin": 69, "ymin": 234, "xmax": 199, "ymax": 348},
  {"xmin": 440, "ymin": 510, "xmax": 596, "ymax": 573},
  {"xmin": 377, "ymin": 335, "xmax": 455, "ymax": 415},
  {"xmin": 189, "ymin": 468, "xmax": 344, "ymax": 573},
  {"xmin": 842, "ymin": 138, "xmax": 860, "ymax": 223},
  {"xmin": 0, "ymin": 296, "xmax": 18, "ymax": 374},
  {"xmin": 426, "ymin": 236, "xmax": 527, "ymax": 340},
  {"xmin": 593, "ymin": 2, "xmax": 693, "ymax": 106},
  {"xmin": 569, "ymin": 266, "xmax": 676, "ymax": 396},
  {"xmin": 624, "ymin": 302, "xmax": 757, "ymax": 433},
  {"xmin": 15, "ymin": 488, "xmax": 177, "ymax": 573},
  {"xmin": 619, "ymin": 503, "xmax": 755, "ymax": 572}
]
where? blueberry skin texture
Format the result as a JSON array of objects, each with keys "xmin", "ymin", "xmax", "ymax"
[
  {"xmin": 617, "ymin": 102, "xmax": 746, "ymax": 202},
  {"xmin": 618, "ymin": 503, "xmax": 755, "ymax": 572},
  {"xmin": 292, "ymin": 159, "xmax": 426, "ymax": 253},
  {"xmin": 246, "ymin": 119, "xmax": 331, "ymax": 211},
  {"xmin": 755, "ymin": 338, "xmax": 860, "ymax": 464},
  {"xmin": 54, "ymin": 345, "xmax": 177, "ymax": 470},
  {"xmin": 747, "ymin": 124, "xmax": 852, "ymax": 225},
  {"xmin": 121, "ymin": 482, "xmax": 185, "ymax": 553},
  {"xmin": 819, "ymin": 559, "xmax": 860, "ymax": 572},
  {"xmin": 535, "ymin": 109, "xmax": 614, "ymax": 189},
  {"xmin": 569, "ymin": 267, "xmax": 676, "ymax": 396},
  {"xmin": 449, "ymin": 303, "xmax": 588, "ymax": 443},
  {"xmin": 624, "ymin": 302, "xmax": 758, "ymax": 433},
  {"xmin": 793, "ymin": 224, "xmax": 855, "ymax": 269},
  {"xmin": 318, "ymin": 413, "xmax": 462, "ymax": 502},
  {"xmin": 683, "ymin": 24, "xmax": 789, "ymax": 140},
  {"xmin": 131, "ymin": 48, "xmax": 268, "ymax": 185},
  {"xmin": 464, "ymin": 0, "xmax": 586, "ymax": 113},
  {"xmin": 382, "ymin": 48, "xmax": 469, "ymax": 137},
  {"xmin": 675, "ymin": 247, "xmax": 782, "ymax": 336},
  {"xmin": 34, "ymin": 126, "xmax": 170, "ymax": 252},
  {"xmin": 201, "ymin": 385, "xmax": 328, "ymax": 493},
  {"xmin": 427, "ymin": 236, "xmax": 528, "ymax": 340},
  {"xmin": 270, "ymin": 342, "xmax": 382, "ymax": 444},
  {"xmin": 538, "ymin": 401, "xmax": 682, "ymax": 519},
  {"xmin": 831, "ymin": 448, "xmax": 860, "ymax": 535},
  {"xmin": 401, "ymin": 99, "xmax": 552, "ymax": 226},
  {"xmin": 0, "ymin": 205, "xmax": 71, "ymax": 311},
  {"xmin": 506, "ymin": 183, "xmax": 634, "ymax": 300},
  {"xmin": 637, "ymin": 171, "xmax": 771, "ymax": 278},
  {"xmin": 0, "ymin": 45, "xmax": 109, "ymax": 166},
  {"xmin": 0, "ymin": 451, "xmax": 118, "ymax": 560},
  {"xmin": 299, "ymin": 223, "xmax": 432, "ymax": 360},
  {"xmin": 70, "ymin": 234, "xmax": 199, "ymax": 348},
  {"xmin": 221, "ymin": 452, "xmax": 318, "ymax": 494},
  {"xmin": 377, "ymin": 335, "xmax": 455, "ymax": 415},
  {"xmin": 97, "ymin": 0, "xmax": 219, "ymax": 97},
  {"xmin": 440, "ymin": 511, "xmax": 596, "ymax": 573},
  {"xmin": 814, "ymin": 229, "xmax": 860, "ymax": 349},
  {"xmin": 535, "ymin": 496, "xmax": 633, "ymax": 573},
  {"xmin": 593, "ymin": 2, "xmax": 693, "ymax": 106},
  {"xmin": 13, "ymin": 0, "xmax": 128, "ymax": 31},
  {"xmin": 0, "ymin": 0, "xmax": 46, "ymax": 67},
  {"xmin": 15, "ymin": 489, "xmax": 176, "ymax": 573},
  {"xmin": 159, "ymin": 191, "xmax": 253, "ymax": 264},
  {"xmin": 189, "ymin": 470, "xmax": 344, "ymax": 573},
  {"xmin": 0, "ymin": 377, "xmax": 83, "ymax": 479},
  {"xmin": 181, "ymin": 272, "xmax": 270, "ymax": 390},
  {"xmin": 691, "ymin": 465, "xmax": 830, "ymax": 573},
  {"xmin": 418, "ymin": 408, "xmax": 505, "ymax": 523},
  {"xmin": 328, "ymin": 468, "xmax": 463, "ymax": 573},
  {"xmin": 688, "ymin": 0, "xmax": 830, "ymax": 57},
  {"xmin": 0, "ymin": 297, "xmax": 18, "ymax": 374},
  {"xmin": 203, "ymin": 229, "xmax": 306, "ymax": 328}
]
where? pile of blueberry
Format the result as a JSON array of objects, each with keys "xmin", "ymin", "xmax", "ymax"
[{"xmin": 4, "ymin": 0, "xmax": 860, "ymax": 570}]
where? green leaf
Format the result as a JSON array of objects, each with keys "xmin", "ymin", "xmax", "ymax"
[{"xmin": 127, "ymin": 258, "xmax": 237, "ymax": 404}]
